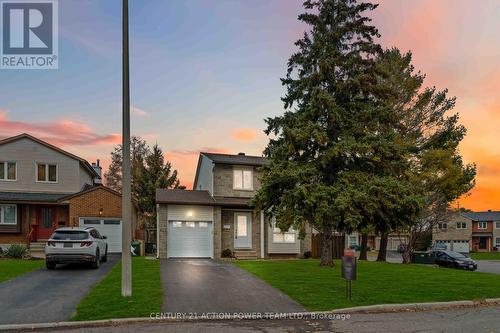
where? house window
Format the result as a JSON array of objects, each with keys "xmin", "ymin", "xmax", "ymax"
[
  {"xmin": 438, "ymin": 223, "xmax": 448, "ymax": 230},
  {"xmin": 478, "ymin": 222, "xmax": 487, "ymax": 229},
  {"xmin": 37, "ymin": 163, "xmax": 57, "ymax": 182},
  {"xmin": 495, "ymin": 222, "xmax": 500, "ymax": 229},
  {"xmin": 456, "ymin": 222, "xmax": 467, "ymax": 229},
  {"xmin": 0, "ymin": 204, "xmax": 17, "ymax": 225},
  {"xmin": 233, "ymin": 168, "xmax": 253, "ymax": 190},
  {"xmin": 172, "ymin": 221, "xmax": 183, "ymax": 228},
  {"xmin": 496, "ymin": 238, "xmax": 500, "ymax": 248},
  {"xmin": 0, "ymin": 161, "xmax": 16, "ymax": 181},
  {"xmin": 271, "ymin": 218, "xmax": 296, "ymax": 243}
]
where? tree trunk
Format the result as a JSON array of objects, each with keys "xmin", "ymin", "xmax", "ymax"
[
  {"xmin": 320, "ymin": 229, "xmax": 334, "ymax": 267},
  {"xmin": 377, "ymin": 232, "xmax": 388, "ymax": 262},
  {"xmin": 402, "ymin": 232, "xmax": 416, "ymax": 264},
  {"xmin": 359, "ymin": 233, "xmax": 368, "ymax": 260}
]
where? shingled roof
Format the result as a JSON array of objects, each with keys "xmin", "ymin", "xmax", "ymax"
[
  {"xmin": 201, "ymin": 152, "xmax": 267, "ymax": 166},
  {"xmin": 0, "ymin": 192, "xmax": 71, "ymax": 203},
  {"xmin": 461, "ymin": 211, "xmax": 500, "ymax": 221},
  {"xmin": 156, "ymin": 189, "xmax": 215, "ymax": 206}
]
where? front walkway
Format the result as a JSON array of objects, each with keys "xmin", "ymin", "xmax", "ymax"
[{"xmin": 160, "ymin": 259, "xmax": 305, "ymax": 313}]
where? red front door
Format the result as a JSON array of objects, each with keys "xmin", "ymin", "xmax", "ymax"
[{"xmin": 37, "ymin": 207, "xmax": 57, "ymax": 239}]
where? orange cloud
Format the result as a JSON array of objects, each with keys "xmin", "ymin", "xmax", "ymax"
[
  {"xmin": 0, "ymin": 112, "xmax": 121, "ymax": 146},
  {"xmin": 231, "ymin": 128, "xmax": 259, "ymax": 142},
  {"xmin": 166, "ymin": 147, "xmax": 230, "ymax": 189}
]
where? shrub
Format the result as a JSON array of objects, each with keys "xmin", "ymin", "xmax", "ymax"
[
  {"xmin": 221, "ymin": 249, "xmax": 233, "ymax": 258},
  {"xmin": 4, "ymin": 244, "xmax": 28, "ymax": 259},
  {"xmin": 303, "ymin": 250, "xmax": 312, "ymax": 259}
]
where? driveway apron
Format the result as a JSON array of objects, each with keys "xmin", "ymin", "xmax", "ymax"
[
  {"xmin": 161, "ymin": 259, "xmax": 305, "ymax": 314},
  {"xmin": 0, "ymin": 254, "xmax": 119, "ymax": 324}
]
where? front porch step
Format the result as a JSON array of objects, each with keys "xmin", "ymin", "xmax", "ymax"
[
  {"xmin": 29, "ymin": 241, "xmax": 46, "ymax": 259},
  {"xmin": 234, "ymin": 250, "xmax": 258, "ymax": 260}
]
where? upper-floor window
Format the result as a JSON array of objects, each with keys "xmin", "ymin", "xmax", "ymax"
[
  {"xmin": 438, "ymin": 223, "xmax": 448, "ymax": 230},
  {"xmin": 0, "ymin": 161, "xmax": 16, "ymax": 181},
  {"xmin": 0, "ymin": 204, "xmax": 17, "ymax": 225},
  {"xmin": 477, "ymin": 222, "xmax": 487, "ymax": 229},
  {"xmin": 271, "ymin": 218, "xmax": 296, "ymax": 243},
  {"xmin": 495, "ymin": 222, "xmax": 500, "ymax": 229},
  {"xmin": 233, "ymin": 168, "xmax": 252, "ymax": 190},
  {"xmin": 456, "ymin": 222, "xmax": 467, "ymax": 229},
  {"xmin": 37, "ymin": 163, "xmax": 57, "ymax": 182}
]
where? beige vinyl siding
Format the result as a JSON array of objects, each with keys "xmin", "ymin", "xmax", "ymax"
[
  {"xmin": 0, "ymin": 138, "xmax": 93, "ymax": 193},
  {"xmin": 267, "ymin": 223, "xmax": 300, "ymax": 254},
  {"xmin": 194, "ymin": 155, "xmax": 214, "ymax": 194}
]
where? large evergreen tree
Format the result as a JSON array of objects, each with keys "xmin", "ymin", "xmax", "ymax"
[{"xmin": 253, "ymin": 0, "xmax": 387, "ymax": 266}]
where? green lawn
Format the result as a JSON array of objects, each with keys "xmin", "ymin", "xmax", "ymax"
[
  {"xmin": 469, "ymin": 252, "xmax": 500, "ymax": 260},
  {"xmin": 235, "ymin": 259, "xmax": 500, "ymax": 311},
  {"xmin": 72, "ymin": 257, "xmax": 162, "ymax": 321},
  {"xmin": 0, "ymin": 259, "xmax": 44, "ymax": 283}
]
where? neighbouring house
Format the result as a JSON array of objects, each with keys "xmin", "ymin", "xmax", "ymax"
[
  {"xmin": 345, "ymin": 232, "xmax": 408, "ymax": 252},
  {"xmin": 0, "ymin": 133, "xmax": 137, "ymax": 255},
  {"xmin": 432, "ymin": 210, "xmax": 500, "ymax": 253},
  {"xmin": 156, "ymin": 152, "xmax": 312, "ymax": 259}
]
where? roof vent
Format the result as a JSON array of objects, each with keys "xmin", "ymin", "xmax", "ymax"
[{"xmin": 238, "ymin": 152, "xmax": 246, "ymax": 156}]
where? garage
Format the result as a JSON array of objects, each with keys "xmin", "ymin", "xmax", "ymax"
[
  {"xmin": 451, "ymin": 240, "xmax": 470, "ymax": 253},
  {"xmin": 79, "ymin": 218, "xmax": 122, "ymax": 253},
  {"xmin": 166, "ymin": 204, "xmax": 214, "ymax": 258},
  {"xmin": 167, "ymin": 221, "xmax": 213, "ymax": 258}
]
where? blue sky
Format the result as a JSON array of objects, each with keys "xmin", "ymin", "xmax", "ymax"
[{"xmin": 1, "ymin": 0, "xmax": 499, "ymax": 209}]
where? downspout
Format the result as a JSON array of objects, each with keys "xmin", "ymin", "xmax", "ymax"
[
  {"xmin": 156, "ymin": 203, "xmax": 160, "ymax": 259},
  {"xmin": 260, "ymin": 210, "xmax": 265, "ymax": 259}
]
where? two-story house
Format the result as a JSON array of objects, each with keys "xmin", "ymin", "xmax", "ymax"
[
  {"xmin": 156, "ymin": 152, "xmax": 312, "ymax": 259},
  {"xmin": 0, "ymin": 133, "xmax": 136, "ymax": 255},
  {"xmin": 432, "ymin": 210, "xmax": 500, "ymax": 253}
]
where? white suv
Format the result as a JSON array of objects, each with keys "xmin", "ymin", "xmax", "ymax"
[{"xmin": 45, "ymin": 227, "xmax": 108, "ymax": 269}]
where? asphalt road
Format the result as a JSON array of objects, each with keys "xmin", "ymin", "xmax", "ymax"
[
  {"xmin": 12, "ymin": 305, "xmax": 500, "ymax": 333},
  {"xmin": 0, "ymin": 254, "xmax": 119, "ymax": 325},
  {"xmin": 161, "ymin": 259, "xmax": 305, "ymax": 314}
]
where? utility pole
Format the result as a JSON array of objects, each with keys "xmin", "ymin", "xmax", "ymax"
[{"xmin": 121, "ymin": 0, "xmax": 132, "ymax": 297}]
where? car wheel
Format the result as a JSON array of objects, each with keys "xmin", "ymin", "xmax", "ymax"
[
  {"xmin": 91, "ymin": 250, "xmax": 100, "ymax": 269},
  {"xmin": 46, "ymin": 261, "xmax": 56, "ymax": 270},
  {"xmin": 102, "ymin": 246, "xmax": 108, "ymax": 263}
]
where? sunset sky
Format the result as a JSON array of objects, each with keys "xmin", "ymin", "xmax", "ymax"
[{"xmin": 0, "ymin": 0, "xmax": 498, "ymax": 210}]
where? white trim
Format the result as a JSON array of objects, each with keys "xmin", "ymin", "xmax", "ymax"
[
  {"xmin": 477, "ymin": 222, "xmax": 488, "ymax": 229},
  {"xmin": 271, "ymin": 218, "xmax": 297, "ymax": 244},
  {"xmin": 35, "ymin": 162, "xmax": 58, "ymax": 183},
  {"xmin": 260, "ymin": 210, "xmax": 264, "ymax": 258},
  {"xmin": 232, "ymin": 167, "xmax": 253, "ymax": 191},
  {"xmin": 0, "ymin": 161, "xmax": 17, "ymax": 182},
  {"xmin": 0, "ymin": 204, "xmax": 17, "ymax": 225},
  {"xmin": 156, "ymin": 203, "xmax": 160, "ymax": 259},
  {"xmin": 495, "ymin": 221, "xmax": 500, "ymax": 229}
]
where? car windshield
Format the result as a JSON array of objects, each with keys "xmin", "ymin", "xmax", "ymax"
[
  {"xmin": 446, "ymin": 251, "xmax": 468, "ymax": 259},
  {"xmin": 51, "ymin": 231, "xmax": 88, "ymax": 240}
]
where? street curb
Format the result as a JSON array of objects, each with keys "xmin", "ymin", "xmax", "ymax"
[{"xmin": 1, "ymin": 298, "xmax": 499, "ymax": 331}]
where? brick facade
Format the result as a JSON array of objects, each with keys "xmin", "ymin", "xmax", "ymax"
[
  {"xmin": 433, "ymin": 214, "xmax": 472, "ymax": 242},
  {"xmin": 158, "ymin": 204, "xmax": 168, "ymax": 258},
  {"xmin": 67, "ymin": 187, "xmax": 122, "ymax": 227}
]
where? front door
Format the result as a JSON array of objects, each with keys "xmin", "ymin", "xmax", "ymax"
[
  {"xmin": 234, "ymin": 212, "xmax": 252, "ymax": 249},
  {"xmin": 37, "ymin": 207, "xmax": 56, "ymax": 239},
  {"xmin": 479, "ymin": 237, "xmax": 488, "ymax": 250}
]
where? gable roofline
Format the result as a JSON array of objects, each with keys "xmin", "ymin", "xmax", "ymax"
[
  {"xmin": 460, "ymin": 211, "xmax": 500, "ymax": 222},
  {"xmin": 200, "ymin": 152, "xmax": 267, "ymax": 166},
  {"xmin": 0, "ymin": 133, "xmax": 100, "ymax": 180},
  {"xmin": 192, "ymin": 154, "xmax": 204, "ymax": 191},
  {"xmin": 58, "ymin": 185, "xmax": 121, "ymax": 201}
]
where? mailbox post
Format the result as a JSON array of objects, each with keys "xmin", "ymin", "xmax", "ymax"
[{"xmin": 341, "ymin": 249, "xmax": 357, "ymax": 300}]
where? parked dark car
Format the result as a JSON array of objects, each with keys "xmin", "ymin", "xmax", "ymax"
[
  {"xmin": 429, "ymin": 250, "xmax": 477, "ymax": 271},
  {"xmin": 430, "ymin": 243, "xmax": 448, "ymax": 251}
]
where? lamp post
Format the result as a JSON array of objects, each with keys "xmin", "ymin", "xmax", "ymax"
[{"xmin": 121, "ymin": 0, "xmax": 132, "ymax": 297}]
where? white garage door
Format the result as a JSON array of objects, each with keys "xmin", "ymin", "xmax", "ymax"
[
  {"xmin": 451, "ymin": 240, "xmax": 470, "ymax": 253},
  {"xmin": 167, "ymin": 221, "xmax": 213, "ymax": 258},
  {"xmin": 80, "ymin": 218, "xmax": 122, "ymax": 253}
]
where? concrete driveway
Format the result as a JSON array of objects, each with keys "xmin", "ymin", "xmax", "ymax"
[
  {"xmin": 0, "ymin": 254, "xmax": 119, "ymax": 324},
  {"xmin": 161, "ymin": 259, "xmax": 305, "ymax": 314}
]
